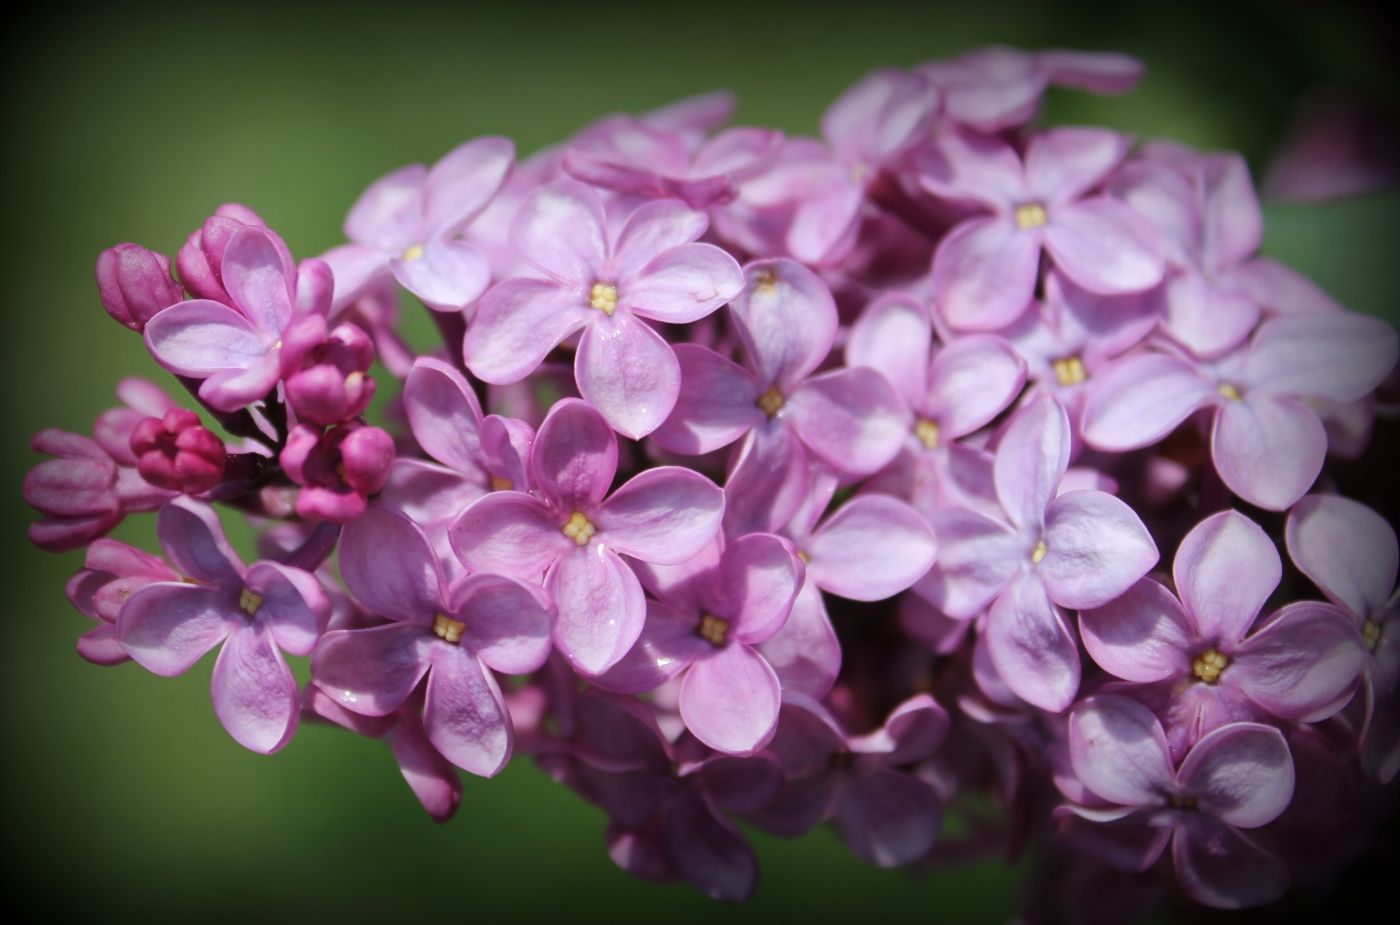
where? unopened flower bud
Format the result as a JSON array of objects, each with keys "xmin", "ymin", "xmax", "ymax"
[
  {"xmin": 281, "ymin": 422, "xmax": 395, "ymax": 523},
  {"xmin": 281, "ymin": 315, "xmax": 377, "ymax": 426},
  {"xmin": 130, "ymin": 409, "xmax": 226, "ymax": 495},
  {"xmin": 95, "ymin": 244, "xmax": 183, "ymax": 331}
]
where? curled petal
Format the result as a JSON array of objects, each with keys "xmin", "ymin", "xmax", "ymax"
[
  {"xmin": 220, "ymin": 227, "xmax": 295, "ymax": 335},
  {"xmin": 388, "ymin": 709, "xmax": 463, "ymax": 823},
  {"xmin": 1177, "ymin": 722, "xmax": 1294, "ymax": 828},
  {"xmin": 143, "ymin": 299, "xmax": 269, "ymax": 375}
]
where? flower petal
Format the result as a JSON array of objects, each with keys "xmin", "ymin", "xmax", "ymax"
[
  {"xmin": 663, "ymin": 788, "xmax": 758, "ymax": 902},
  {"xmin": 403, "ymin": 358, "xmax": 485, "ymax": 474},
  {"xmin": 924, "ymin": 334, "xmax": 1026, "ymax": 438},
  {"xmin": 932, "ymin": 217, "xmax": 1039, "ymax": 331},
  {"xmin": 680, "ymin": 643, "xmax": 781, "ymax": 754},
  {"xmin": 1231, "ymin": 602, "xmax": 1365, "ymax": 722},
  {"xmin": 729, "ymin": 258, "xmax": 837, "ymax": 389},
  {"xmin": 1174, "ymin": 510, "xmax": 1281, "ymax": 643},
  {"xmin": 510, "ymin": 179, "xmax": 607, "ymax": 285},
  {"xmin": 157, "ymin": 497, "xmax": 245, "ymax": 587},
  {"xmin": 1081, "ymin": 353, "xmax": 1216, "ymax": 451},
  {"xmin": 345, "ymin": 163, "xmax": 425, "ymax": 249},
  {"xmin": 612, "ymin": 199, "xmax": 708, "ymax": 281},
  {"xmin": 311, "ymin": 623, "xmax": 436, "ymax": 717},
  {"xmin": 835, "ymin": 767, "xmax": 942, "ymax": 868},
  {"xmin": 423, "ymin": 136, "xmax": 514, "ymax": 239},
  {"xmin": 1286, "ymin": 494, "xmax": 1398, "ymax": 619},
  {"xmin": 622, "ymin": 243, "xmax": 743, "ymax": 325},
  {"xmin": 463, "ymin": 278, "xmax": 591, "ymax": 384},
  {"xmin": 1080, "ymin": 579, "xmax": 1193, "ymax": 683},
  {"xmin": 845, "ymin": 292, "xmax": 930, "ymax": 408},
  {"xmin": 339, "ymin": 506, "xmax": 445, "ymax": 622},
  {"xmin": 985, "ymin": 574, "xmax": 1081, "ymax": 712},
  {"xmin": 1041, "ymin": 490, "xmax": 1158, "ymax": 609},
  {"xmin": 389, "ymin": 240, "xmax": 491, "ymax": 310},
  {"xmin": 1067, "ymin": 694, "xmax": 1174, "ymax": 806},
  {"xmin": 1170, "ymin": 815, "xmax": 1288, "ymax": 909},
  {"xmin": 244, "ymin": 560, "xmax": 328, "ymax": 657},
  {"xmin": 993, "ymin": 394, "xmax": 1070, "ymax": 531},
  {"xmin": 756, "ymin": 582, "xmax": 840, "ymax": 699},
  {"xmin": 1025, "ymin": 127, "xmax": 1128, "ymax": 204},
  {"xmin": 722, "ymin": 423, "xmax": 809, "ymax": 537},
  {"xmin": 915, "ymin": 507, "xmax": 1024, "ymax": 620},
  {"xmin": 575, "ymin": 313, "xmax": 681, "ymax": 439},
  {"xmin": 453, "ymin": 573, "xmax": 554, "ymax": 676},
  {"xmin": 785, "ymin": 367, "xmax": 907, "ymax": 476},
  {"xmin": 651, "ymin": 345, "xmax": 763, "ymax": 455},
  {"xmin": 547, "ymin": 546, "xmax": 646, "ymax": 676},
  {"xmin": 423, "ymin": 647, "xmax": 512, "ymax": 777},
  {"xmin": 220, "ymin": 227, "xmax": 295, "ymax": 334},
  {"xmin": 1177, "ymin": 722, "xmax": 1294, "ymax": 828},
  {"xmin": 143, "ymin": 299, "xmax": 269, "ymax": 375},
  {"xmin": 807, "ymin": 494, "xmax": 936, "ymax": 601},
  {"xmin": 118, "ymin": 583, "xmax": 234, "ymax": 676},
  {"xmin": 711, "ymin": 532, "xmax": 804, "ymax": 645},
  {"xmin": 1212, "ymin": 394, "xmax": 1325, "ymax": 511},
  {"xmin": 594, "ymin": 600, "xmax": 710, "ymax": 695},
  {"xmin": 531, "ymin": 397, "xmax": 617, "ymax": 510},
  {"xmin": 211, "ymin": 623, "xmax": 299, "ymax": 754},
  {"xmin": 597, "ymin": 466, "xmax": 723, "ymax": 564},
  {"xmin": 387, "ymin": 709, "xmax": 463, "ymax": 822},
  {"xmin": 448, "ymin": 491, "xmax": 569, "ymax": 580},
  {"xmin": 1043, "ymin": 197, "xmax": 1164, "ymax": 295},
  {"xmin": 1241, "ymin": 312, "xmax": 1399, "ymax": 403}
]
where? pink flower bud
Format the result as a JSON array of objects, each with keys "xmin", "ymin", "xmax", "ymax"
[
  {"xmin": 281, "ymin": 315, "xmax": 377, "ymax": 426},
  {"xmin": 281, "ymin": 422, "xmax": 395, "ymax": 523},
  {"xmin": 95, "ymin": 244, "xmax": 183, "ymax": 332},
  {"xmin": 130, "ymin": 409, "xmax": 226, "ymax": 495},
  {"xmin": 175, "ymin": 203, "xmax": 270, "ymax": 304}
]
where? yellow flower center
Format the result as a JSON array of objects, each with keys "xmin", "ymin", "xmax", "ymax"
[
  {"xmin": 1192, "ymin": 647, "xmax": 1230, "ymax": 684},
  {"xmin": 589, "ymin": 282, "xmax": 618, "ymax": 316},
  {"xmin": 1052, "ymin": 356, "xmax": 1087, "ymax": 387},
  {"xmin": 697, "ymin": 613, "xmax": 731, "ymax": 647},
  {"xmin": 757, "ymin": 386, "xmax": 785, "ymax": 418},
  {"xmin": 562, "ymin": 511, "xmax": 596, "ymax": 546},
  {"xmin": 1031, "ymin": 540, "xmax": 1048, "ymax": 565},
  {"xmin": 1363, "ymin": 620, "xmax": 1382, "ymax": 653},
  {"xmin": 402, "ymin": 244, "xmax": 425, "ymax": 262},
  {"xmin": 238, "ymin": 588, "xmax": 263, "ymax": 616},
  {"xmin": 432, "ymin": 613, "xmax": 466, "ymax": 645},
  {"xmin": 1217, "ymin": 383, "xmax": 1241, "ymax": 401},
  {"xmin": 490, "ymin": 475, "xmax": 514, "ymax": 491},
  {"xmin": 1169, "ymin": 794, "xmax": 1197, "ymax": 810},
  {"xmin": 1015, "ymin": 202, "xmax": 1048, "ymax": 230},
  {"xmin": 915, "ymin": 418, "xmax": 941, "ymax": 450},
  {"xmin": 753, "ymin": 268, "xmax": 779, "ymax": 295},
  {"xmin": 797, "ymin": 550, "xmax": 811, "ymax": 565}
]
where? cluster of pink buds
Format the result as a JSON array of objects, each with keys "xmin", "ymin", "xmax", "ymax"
[{"xmin": 26, "ymin": 44, "xmax": 1398, "ymax": 913}]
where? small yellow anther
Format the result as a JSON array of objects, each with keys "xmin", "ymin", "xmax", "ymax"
[
  {"xmin": 345, "ymin": 370, "xmax": 364, "ymax": 391},
  {"xmin": 797, "ymin": 550, "xmax": 811, "ymax": 565},
  {"xmin": 402, "ymin": 244, "xmax": 425, "ymax": 262},
  {"xmin": 1217, "ymin": 383, "xmax": 1242, "ymax": 401},
  {"xmin": 432, "ymin": 613, "xmax": 466, "ymax": 644},
  {"xmin": 757, "ymin": 386, "xmax": 785, "ymax": 418},
  {"xmin": 589, "ymin": 282, "xmax": 618, "ymax": 316},
  {"xmin": 490, "ymin": 475, "xmax": 513, "ymax": 492},
  {"xmin": 238, "ymin": 588, "xmax": 263, "ymax": 616},
  {"xmin": 561, "ymin": 511, "xmax": 596, "ymax": 546},
  {"xmin": 1363, "ymin": 620, "xmax": 1382, "ymax": 652},
  {"xmin": 753, "ymin": 268, "xmax": 779, "ymax": 295},
  {"xmin": 697, "ymin": 613, "xmax": 731, "ymax": 647},
  {"xmin": 1192, "ymin": 647, "xmax": 1230, "ymax": 684},
  {"xmin": 915, "ymin": 418, "xmax": 942, "ymax": 450},
  {"xmin": 1015, "ymin": 202, "xmax": 1048, "ymax": 230},
  {"xmin": 1031, "ymin": 540, "xmax": 1048, "ymax": 565},
  {"xmin": 1169, "ymin": 794, "xmax": 1197, "ymax": 810},
  {"xmin": 1052, "ymin": 356, "xmax": 1087, "ymax": 387}
]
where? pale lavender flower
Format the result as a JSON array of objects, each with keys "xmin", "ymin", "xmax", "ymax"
[
  {"xmin": 1287, "ymin": 495, "xmax": 1400, "ymax": 782},
  {"xmin": 176, "ymin": 203, "xmax": 280, "ymax": 305},
  {"xmin": 915, "ymin": 395, "xmax": 1158, "ymax": 711},
  {"xmin": 1082, "ymin": 312, "xmax": 1398, "ymax": 509},
  {"xmin": 312, "ymin": 506, "xmax": 552, "ymax": 776},
  {"xmin": 1061, "ymin": 695, "xmax": 1294, "ymax": 909},
  {"xmin": 920, "ymin": 126, "xmax": 1164, "ymax": 330},
  {"xmin": 321, "ymin": 137, "xmax": 514, "ymax": 311},
  {"xmin": 449, "ymin": 398, "xmax": 724, "ymax": 675},
  {"xmin": 1080, "ymin": 510, "xmax": 1365, "ymax": 759},
  {"xmin": 119, "ymin": 498, "xmax": 330, "ymax": 753},
  {"xmin": 463, "ymin": 180, "xmax": 743, "ymax": 438},
  {"xmin": 66, "ymin": 539, "xmax": 179, "ymax": 665}
]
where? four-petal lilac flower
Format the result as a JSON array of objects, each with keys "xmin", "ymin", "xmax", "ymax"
[{"xmin": 449, "ymin": 398, "xmax": 724, "ymax": 675}]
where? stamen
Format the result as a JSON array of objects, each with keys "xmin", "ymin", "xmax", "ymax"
[
  {"xmin": 756, "ymin": 386, "xmax": 785, "ymax": 418},
  {"xmin": 1031, "ymin": 540, "xmax": 1048, "ymax": 565},
  {"xmin": 1169, "ymin": 794, "xmax": 1197, "ymax": 810},
  {"xmin": 345, "ymin": 371, "xmax": 364, "ymax": 390},
  {"xmin": 561, "ymin": 511, "xmax": 596, "ymax": 546},
  {"xmin": 1052, "ymin": 356, "xmax": 1087, "ymax": 387},
  {"xmin": 797, "ymin": 550, "xmax": 811, "ymax": 565},
  {"xmin": 697, "ymin": 613, "xmax": 731, "ymax": 647},
  {"xmin": 432, "ymin": 613, "xmax": 465, "ymax": 644},
  {"xmin": 753, "ymin": 268, "xmax": 779, "ymax": 295},
  {"xmin": 1192, "ymin": 647, "xmax": 1229, "ymax": 684},
  {"xmin": 1015, "ymin": 202, "xmax": 1048, "ymax": 230},
  {"xmin": 915, "ymin": 418, "xmax": 941, "ymax": 450},
  {"xmin": 1217, "ymin": 383, "xmax": 1241, "ymax": 401},
  {"xmin": 238, "ymin": 588, "xmax": 263, "ymax": 616},
  {"xmin": 402, "ymin": 244, "xmax": 425, "ymax": 262},
  {"xmin": 589, "ymin": 282, "xmax": 618, "ymax": 316},
  {"xmin": 1363, "ymin": 620, "xmax": 1382, "ymax": 653},
  {"xmin": 490, "ymin": 475, "xmax": 513, "ymax": 491}
]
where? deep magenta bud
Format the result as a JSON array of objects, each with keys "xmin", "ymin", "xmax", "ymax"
[
  {"xmin": 130, "ymin": 409, "xmax": 226, "ymax": 495},
  {"xmin": 95, "ymin": 244, "xmax": 183, "ymax": 332},
  {"xmin": 281, "ymin": 315, "xmax": 377, "ymax": 426},
  {"xmin": 280, "ymin": 422, "xmax": 395, "ymax": 523}
]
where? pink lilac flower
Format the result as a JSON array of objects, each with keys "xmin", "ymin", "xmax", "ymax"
[
  {"xmin": 846, "ymin": 291, "xmax": 1025, "ymax": 518},
  {"xmin": 280, "ymin": 421, "xmax": 396, "ymax": 523},
  {"xmin": 563, "ymin": 115, "xmax": 783, "ymax": 209},
  {"xmin": 95, "ymin": 243, "xmax": 183, "ymax": 331},
  {"xmin": 321, "ymin": 137, "xmax": 514, "ymax": 311},
  {"xmin": 145, "ymin": 225, "xmax": 335, "ymax": 412},
  {"xmin": 915, "ymin": 395, "xmax": 1158, "ymax": 711},
  {"xmin": 1061, "ymin": 695, "xmax": 1294, "ymax": 909},
  {"xmin": 278, "ymin": 314, "xmax": 376, "ymax": 426},
  {"xmin": 919, "ymin": 126, "xmax": 1164, "ymax": 331},
  {"xmin": 654, "ymin": 259, "xmax": 905, "ymax": 534},
  {"xmin": 1080, "ymin": 509, "xmax": 1365, "ymax": 760},
  {"xmin": 546, "ymin": 690, "xmax": 782, "ymax": 902},
  {"xmin": 449, "ymin": 398, "xmax": 724, "ymax": 675},
  {"xmin": 1286, "ymin": 495, "xmax": 1400, "ymax": 782},
  {"xmin": 177, "ymin": 203, "xmax": 280, "ymax": 304},
  {"xmin": 118, "ymin": 498, "xmax": 330, "ymax": 753},
  {"xmin": 312, "ymin": 506, "xmax": 553, "ymax": 776},
  {"xmin": 463, "ymin": 180, "xmax": 744, "ymax": 438},
  {"xmin": 919, "ymin": 46, "xmax": 1144, "ymax": 132},
  {"xmin": 1081, "ymin": 311, "xmax": 1398, "ymax": 509},
  {"xmin": 596, "ymin": 531, "xmax": 803, "ymax": 754},
  {"xmin": 129, "ymin": 408, "xmax": 226, "ymax": 494},
  {"xmin": 65, "ymin": 539, "xmax": 179, "ymax": 665},
  {"xmin": 747, "ymin": 692, "xmax": 949, "ymax": 867}
]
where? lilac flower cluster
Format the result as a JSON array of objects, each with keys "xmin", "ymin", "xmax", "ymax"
[{"xmin": 27, "ymin": 44, "xmax": 1399, "ymax": 912}]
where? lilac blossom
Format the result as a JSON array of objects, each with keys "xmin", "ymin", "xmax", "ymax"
[
  {"xmin": 748, "ymin": 692, "xmax": 949, "ymax": 867},
  {"xmin": 915, "ymin": 395, "xmax": 1158, "ymax": 711},
  {"xmin": 66, "ymin": 539, "xmax": 179, "ymax": 665},
  {"xmin": 129, "ymin": 408, "xmax": 226, "ymax": 495},
  {"xmin": 1061, "ymin": 695, "xmax": 1294, "ymax": 909},
  {"xmin": 176, "ymin": 203, "xmax": 280, "ymax": 305},
  {"xmin": 280, "ymin": 421, "xmax": 396, "ymax": 523},
  {"xmin": 847, "ymin": 291, "xmax": 1025, "ymax": 518},
  {"xmin": 1287, "ymin": 495, "xmax": 1400, "ymax": 782},
  {"xmin": 321, "ymin": 137, "xmax": 514, "ymax": 311},
  {"xmin": 1082, "ymin": 312, "xmax": 1398, "ymax": 509},
  {"xmin": 1080, "ymin": 510, "xmax": 1365, "ymax": 759},
  {"xmin": 119, "ymin": 498, "xmax": 330, "ymax": 753},
  {"xmin": 279, "ymin": 314, "xmax": 376, "ymax": 426},
  {"xmin": 449, "ymin": 398, "xmax": 724, "ymax": 675},
  {"xmin": 312, "ymin": 507, "xmax": 552, "ymax": 776},
  {"xmin": 920, "ymin": 126, "xmax": 1164, "ymax": 330},
  {"xmin": 596, "ymin": 531, "xmax": 803, "ymax": 754},
  {"xmin": 145, "ymin": 225, "xmax": 334, "ymax": 412},
  {"xmin": 95, "ymin": 243, "xmax": 183, "ymax": 332},
  {"xmin": 463, "ymin": 180, "xmax": 744, "ymax": 438},
  {"xmin": 654, "ymin": 259, "xmax": 905, "ymax": 533}
]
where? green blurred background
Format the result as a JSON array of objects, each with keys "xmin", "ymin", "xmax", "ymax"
[{"xmin": 3, "ymin": 1, "xmax": 1397, "ymax": 920}]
